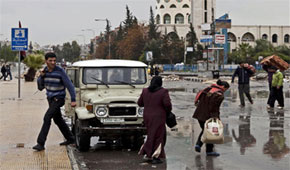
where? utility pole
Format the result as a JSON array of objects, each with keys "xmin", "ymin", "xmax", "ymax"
[{"xmin": 95, "ymin": 19, "xmax": 111, "ymax": 59}]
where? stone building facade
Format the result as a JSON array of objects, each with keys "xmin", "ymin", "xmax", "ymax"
[{"xmin": 155, "ymin": 0, "xmax": 290, "ymax": 51}]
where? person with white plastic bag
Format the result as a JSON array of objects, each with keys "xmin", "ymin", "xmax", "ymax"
[{"xmin": 193, "ymin": 80, "xmax": 230, "ymax": 156}]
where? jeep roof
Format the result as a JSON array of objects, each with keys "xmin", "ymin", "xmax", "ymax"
[{"xmin": 72, "ymin": 59, "xmax": 147, "ymax": 67}]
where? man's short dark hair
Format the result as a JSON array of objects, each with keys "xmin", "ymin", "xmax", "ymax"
[{"xmin": 45, "ymin": 52, "xmax": 56, "ymax": 60}]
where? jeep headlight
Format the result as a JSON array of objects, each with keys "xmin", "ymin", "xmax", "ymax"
[
  {"xmin": 95, "ymin": 106, "xmax": 108, "ymax": 117},
  {"xmin": 137, "ymin": 107, "xmax": 144, "ymax": 116}
]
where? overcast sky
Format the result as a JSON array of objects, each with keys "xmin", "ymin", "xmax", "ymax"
[{"xmin": 0, "ymin": 0, "xmax": 289, "ymax": 46}]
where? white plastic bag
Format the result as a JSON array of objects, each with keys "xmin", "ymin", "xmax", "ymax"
[{"xmin": 201, "ymin": 118, "xmax": 224, "ymax": 144}]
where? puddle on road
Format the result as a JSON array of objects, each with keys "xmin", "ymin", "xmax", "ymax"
[{"xmin": 169, "ymin": 88, "xmax": 290, "ymax": 99}]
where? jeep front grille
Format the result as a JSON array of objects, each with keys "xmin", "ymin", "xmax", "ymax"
[{"xmin": 109, "ymin": 107, "xmax": 136, "ymax": 116}]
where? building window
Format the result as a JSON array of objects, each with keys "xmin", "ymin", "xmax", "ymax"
[
  {"xmin": 228, "ymin": 32, "xmax": 237, "ymax": 42},
  {"xmin": 157, "ymin": 0, "xmax": 160, "ymax": 3},
  {"xmin": 272, "ymin": 34, "xmax": 278, "ymax": 43},
  {"xmin": 156, "ymin": 15, "xmax": 161, "ymax": 24},
  {"xmin": 204, "ymin": 0, "xmax": 207, "ymax": 10},
  {"xmin": 188, "ymin": 14, "xmax": 191, "ymax": 23},
  {"xmin": 160, "ymin": 5, "xmax": 165, "ymax": 9},
  {"xmin": 165, "ymin": 0, "xmax": 170, "ymax": 3},
  {"xmin": 183, "ymin": 4, "xmax": 189, "ymax": 8},
  {"xmin": 242, "ymin": 32, "xmax": 255, "ymax": 42},
  {"xmin": 284, "ymin": 34, "xmax": 289, "ymax": 43},
  {"xmin": 262, "ymin": 34, "xmax": 268, "ymax": 40},
  {"xmin": 204, "ymin": 12, "xmax": 207, "ymax": 23},
  {"xmin": 176, "ymin": 0, "xmax": 182, "ymax": 2},
  {"xmin": 164, "ymin": 14, "xmax": 171, "ymax": 24},
  {"xmin": 175, "ymin": 13, "xmax": 184, "ymax": 24},
  {"xmin": 170, "ymin": 4, "xmax": 177, "ymax": 8}
]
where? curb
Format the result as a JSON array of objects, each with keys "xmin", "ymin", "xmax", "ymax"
[{"xmin": 67, "ymin": 145, "xmax": 79, "ymax": 170}]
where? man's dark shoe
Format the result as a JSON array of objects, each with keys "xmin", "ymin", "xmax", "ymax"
[
  {"xmin": 206, "ymin": 152, "xmax": 220, "ymax": 156},
  {"xmin": 152, "ymin": 158, "xmax": 163, "ymax": 164},
  {"xmin": 59, "ymin": 140, "xmax": 75, "ymax": 146},
  {"xmin": 195, "ymin": 145, "xmax": 201, "ymax": 152},
  {"xmin": 32, "ymin": 144, "xmax": 45, "ymax": 151},
  {"xmin": 239, "ymin": 104, "xmax": 245, "ymax": 108}
]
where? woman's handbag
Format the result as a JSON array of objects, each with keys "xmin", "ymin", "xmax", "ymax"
[
  {"xmin": 201, "ymin": 118, "xmax": 224, "ymax": 144},
  {"xmin": 166, "ymin": 112, "xmax": 177, "ymax": 128}
]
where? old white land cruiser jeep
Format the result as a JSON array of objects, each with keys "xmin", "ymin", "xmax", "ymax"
[{"xmin": 65, "ymin": 59, "xmax": 148, "ymax": 151}]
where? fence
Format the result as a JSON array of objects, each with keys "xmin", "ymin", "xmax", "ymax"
[{"xmin": 162, "ymin": 64, "xmax": 263, "ymax": 72}]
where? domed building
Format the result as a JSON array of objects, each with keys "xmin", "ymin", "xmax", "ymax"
[{"xmin": 155, "ymin": 0, "xmax": 290, "ymax": 53}]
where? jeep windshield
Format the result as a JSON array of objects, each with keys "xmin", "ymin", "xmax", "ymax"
[{"xmin": 83, "ymin": 67, "xmax": 147, "ymax": 85}]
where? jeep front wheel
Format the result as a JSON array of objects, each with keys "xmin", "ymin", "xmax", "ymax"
[{"xmin": 75, "ymin": 117, "xmax": 90, "ymax": 151}]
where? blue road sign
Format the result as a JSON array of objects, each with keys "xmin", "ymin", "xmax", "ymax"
[
  {"xmin": 200, "ymin": 38, "xmax": 213, "ymax": 43},
  {"xmin": 200, "ymin": 35, "xmax": 213, "ymax": 43},
  {"xmin": 11, "ymin": 28, "xmax": 28, "ymax": 51}
]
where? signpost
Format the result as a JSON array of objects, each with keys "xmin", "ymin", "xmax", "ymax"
[{"xmin": 11, "ymin": 28, "xmax": 28, "ymax": 98}]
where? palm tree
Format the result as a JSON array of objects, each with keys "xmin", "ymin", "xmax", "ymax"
[{"xmin": 23, "ymin": 53, "xmax": 44, "ymax": 81}]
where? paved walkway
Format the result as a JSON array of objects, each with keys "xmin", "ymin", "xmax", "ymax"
[{"xmin": 0, "ymin": 78, "xmax": 72, "ymax": 170}]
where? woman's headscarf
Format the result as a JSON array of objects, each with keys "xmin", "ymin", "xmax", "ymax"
[{"xmin": 148, "ymin": 76, "xmax": 163, "ymax": 92}]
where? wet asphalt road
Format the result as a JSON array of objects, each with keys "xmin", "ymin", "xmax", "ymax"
[{"xmin": 70, "ymin": 79, "xmax": 290, "ymax": 170}]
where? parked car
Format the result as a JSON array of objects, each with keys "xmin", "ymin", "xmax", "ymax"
[{"xmin": 65, "ymin": 59, "xmax": 148, "ymax": 151}]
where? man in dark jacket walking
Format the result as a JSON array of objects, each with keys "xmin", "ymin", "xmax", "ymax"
[{"xmin": 232, "ymin": 62, "xmax": 254, "ymax": 107}]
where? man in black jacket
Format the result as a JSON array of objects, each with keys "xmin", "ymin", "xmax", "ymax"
[{"xmin": 232, "ymin": 62, "xmax": 254, "ymax": 107}]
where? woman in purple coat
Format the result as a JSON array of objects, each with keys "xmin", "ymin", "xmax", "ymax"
[{"xmin": 138, "ymin": 76, "xmax": 172, "ymax": 164}]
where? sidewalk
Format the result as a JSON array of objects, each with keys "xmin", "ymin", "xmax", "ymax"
[{"xmin": 0, "ymin": 79, "xmax": 72, "ymax": 170}]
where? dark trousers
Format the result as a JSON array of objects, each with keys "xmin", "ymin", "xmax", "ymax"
[
  {"xmin": 269, "ymin": 86, "xmax": 284, "ymax": 107},
  {"xmin": 37, "ymin": 98, "xmax": 74, "ymax": 146},
  {"xmin": 238, "ymin": 84, "xmax": 253, "ymax": 106},
  {"xmin": 196, "ymin": 120, "xmax": 214, "ymax": 152},
  {"xmin": 0, "ymin": 72, "xmax": 7, "ymax": 81},
  {"xmin": 267, "ymin": 83, "xmax": 271, "ymax": 105}
]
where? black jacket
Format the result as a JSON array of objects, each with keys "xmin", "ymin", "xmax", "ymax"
[{"xmin": 232, "ymin": 66, "xmax": 253, "ymax": 84}]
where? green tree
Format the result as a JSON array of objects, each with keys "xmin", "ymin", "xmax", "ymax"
[
  {"xmin": 148, "ymin": 6, "xmax": 160, "ymax": 40},
  {"xmin": 0, "ymin": 44, "xmax": 17, "ymax": 62},
  {"xmin": 186, "ymin": 23, "xmax": 198, "ymax": 64},
  {"xmin": 123, "ymin": 5, "xmax": 134, "ymax": 35},
  {"xmin": 71, "ymin": 41, "xmax": 81, "ymax": 61},
  {"xmin": 62, "ymin": 42, "xmax": 73, "ymax": 61},
  {"xmin": 28, "ymin": 41, "xmax": 33, "ymax": 53},
  {"xmin": 229, "ymin": 43, "xmax": 254, "ymax": 64},
  {"xmin": 89, "ymin": 41, "xmax": 94, "ymax": 55},
  {"xmin": 143, "ymin": 39, "xmax": 162, "ymax": 63},
  {"xmin": 161, "ymin": 32, "xmax": 184, "ymax": 64},
  {"xmin": 52, "ymin": 45, "xmax": 63, "ymax": 62},
  {"xmin": 23, "ymin": 53, "xmax": 45, "ymax": 81}
]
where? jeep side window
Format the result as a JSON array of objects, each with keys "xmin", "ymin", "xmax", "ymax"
[{"xmin": 67, "ymin": 69, "xmax": 79, "ymax": 88}]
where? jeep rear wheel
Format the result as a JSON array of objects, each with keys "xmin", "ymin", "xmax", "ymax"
[{"xmin": 75, "ymin": 117, "xmax": 90, "ymax": 151}]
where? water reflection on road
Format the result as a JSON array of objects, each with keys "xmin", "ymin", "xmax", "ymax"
[{"xmin": 72, "ymin": 81, "xmax": 290, "ymax": 170}]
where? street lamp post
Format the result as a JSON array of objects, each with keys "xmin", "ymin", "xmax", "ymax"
[{"xmin": 95, "ymin": 18, "xmax": 111, "ymax": 58}]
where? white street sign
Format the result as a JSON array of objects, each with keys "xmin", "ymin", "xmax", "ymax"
[
  {"xmin": 215, "ymin": 34, "xmax": 225, "ymax": 44},
  {"xmin": 187, "ymin": 47, "xmax": 194, "ymax": 52}
]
